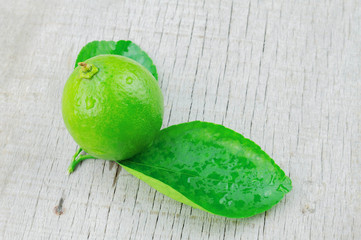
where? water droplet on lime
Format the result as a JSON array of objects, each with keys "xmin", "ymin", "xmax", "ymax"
[
  {"xmin": 86, "ymin": 97, "xmax": 95, "ymax": 109},
  {"xmin": 75, "ymin": 98, "xmax": 81, "ymax": 107},
  {"xmin": 126, "ymin": 77, "xmax": 133, "ymax": 84}
]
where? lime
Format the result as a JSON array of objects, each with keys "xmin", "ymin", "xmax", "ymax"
[{"xmin": 62, "ymin": 54, "xmax": 164, "ymax": 163}]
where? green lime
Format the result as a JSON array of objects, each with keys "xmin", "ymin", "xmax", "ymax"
[{"xmin": 62, "ymin": 54, "xmax": 164, "ymax": 164}]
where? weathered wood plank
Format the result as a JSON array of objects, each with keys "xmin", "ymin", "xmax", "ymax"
[{"xmin": 0, "ymin": 0, "xmax": 360, "ymax": 239}]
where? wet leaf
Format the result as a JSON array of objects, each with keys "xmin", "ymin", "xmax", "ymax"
[{"xmin": 119, "ymin": 121, "xmax": 292, "ymax": 218}]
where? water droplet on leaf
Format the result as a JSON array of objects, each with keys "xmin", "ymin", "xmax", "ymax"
[
  {"xmin": 269, "ymin": 175, "xmax": 275, "ymax": 185},
  {"xmin": 277, "ymin": 184, "xmax": 290, "ymax": 193},
  {"xmin": 264, "ymin": 190, "xmax": 272, "ymax": 197}
]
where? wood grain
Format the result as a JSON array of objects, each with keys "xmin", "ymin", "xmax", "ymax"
[{"xmin": 0, "ymin": 0, "xmax": 360, "ymax": 239}]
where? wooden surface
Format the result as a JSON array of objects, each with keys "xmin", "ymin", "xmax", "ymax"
[{"xmin": 0, "ymin": 0, "xmax": 360, "ymax": 239}]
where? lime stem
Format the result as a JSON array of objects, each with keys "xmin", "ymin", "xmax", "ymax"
[
  {"xmin": 78, "ymin": 62, "xmax": 92, "ymax": 73},
  {"xmin": 68, "ymin": 147, "xmax": 97, "ymax": 174},
  {"xmin": 77, "ymin": 62, "xmax": 98, "ymax": 79}
]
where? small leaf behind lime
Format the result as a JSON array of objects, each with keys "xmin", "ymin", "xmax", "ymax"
[{"xmin": 75, "ymin": 40, "xmax": 158, "ymax": 80}]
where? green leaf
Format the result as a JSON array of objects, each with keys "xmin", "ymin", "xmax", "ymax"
[
  {"xmin": 119, "ymin": 121, "xmax": 292, "ymax": 218},
  {"xmin": 75, "ymin": 40, "xmax": 158, "ymax": 80}
]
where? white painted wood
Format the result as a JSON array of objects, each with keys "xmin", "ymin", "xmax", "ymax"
[{"xmin": 0, "ymin": 0, "xmax": 360, "ymax": 239}]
